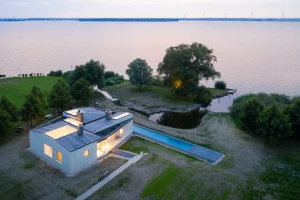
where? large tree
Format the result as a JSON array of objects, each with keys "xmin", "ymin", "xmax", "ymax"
[
  {"xmin": 284, "ymin": 100, "xmax": 300, "ymax": 137},
  {"xmin": 240, "ymin": 98, "xmax": 265, "ymax": 133},
  {"xmin": 0, "ymin": 109, "xmax": 13, "ymax": 136},
  {"xmin": 31, "ymin": 86, "xmax": 47, "ymax": 110},
  {"xmin": 257, "ymin": 104, "xmax": 292, "ymax": 146},
  {"xmin": 157, "ymin": 42, "xmax": 220, "ymax": 96},
  {"xmin": 49, "ymin": 79, "xmax": 72, "ymax": 112},
  {"xmin": 0, "ymin": 95, "xmax": 18, "ymax": 122},
  {"xmin": 20, "ymin": 93, "xmax": 45, "ymax": 127},
  {"xmin": 126, "ymin": 58, "xmax": 153, "ymax": 90},
  {"xmin": 70, "ymin": 59, "xmax": 105, "ymax": 89},
  {"xmin": 71, "ymin": 77, "xmax": 91, "ymax": 101}
]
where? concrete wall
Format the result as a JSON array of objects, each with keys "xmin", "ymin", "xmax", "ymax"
[
  {"xmin": 30, "ymin": 131, "xmax": 97, "ymax": 176},
  {"xmin": 30, "ymin": 130, "xmax": 72, "ymax": 174},
  {"xmin": 69, "ymin": 142, "xmax": 97, "ymax": 176}
]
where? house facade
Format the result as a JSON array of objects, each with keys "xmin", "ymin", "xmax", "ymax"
[{"xmin": 29, "ymin": 107, "xmax": 133, "ymax": 176}]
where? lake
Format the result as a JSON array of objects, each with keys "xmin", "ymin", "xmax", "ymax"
[{"xmin": 0, "ymin": 21, "xmax": 300, "ymax": 96}]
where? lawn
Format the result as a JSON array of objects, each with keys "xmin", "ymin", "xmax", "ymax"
[
  {"xmin": 105, "ymin": 81, "xmax": 226, "ymax": 105},
  {"xmin": 0, "ymin": 77, "xmax": 60, "ymax": 108}
]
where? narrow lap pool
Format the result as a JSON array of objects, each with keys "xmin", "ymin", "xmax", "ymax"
[{"xmin": 133, "ymin": 125, "xmax": 224, "ymax": 164}]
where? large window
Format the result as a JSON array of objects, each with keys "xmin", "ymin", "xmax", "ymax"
[
  {"xmin": 84, "ymin": 149, "xmax": 90, "ymax": 157},
  {"xmin": 56, "ymin": 151, "xmax": 63, "ymax": 163},
  {"xmin": 44, "ymin": 144, "xmax": 52, "ymax": 158}
]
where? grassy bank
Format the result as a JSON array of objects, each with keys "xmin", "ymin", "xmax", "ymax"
[
  {"xmin": 0, "ymin": 77, "xmax": 60, "ymax": 108},
  {"xmin": 105, "ymin": 81, "xmax": 226, "ymax": 105}
]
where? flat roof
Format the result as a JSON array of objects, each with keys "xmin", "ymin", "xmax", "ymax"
[{"xmin": 45, "ymin": 125, "xmax": 77, "ymax": 139}]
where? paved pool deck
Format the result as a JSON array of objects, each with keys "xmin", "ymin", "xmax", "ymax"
[{"xmin": 133, "ymin": 124, "xmax": 224, "ymax": 165}]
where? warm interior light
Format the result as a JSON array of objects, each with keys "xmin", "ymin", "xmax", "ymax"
[
  {"xmin": 45, "ymin": 126, "xmax": 77, "ymax": 139},
  {"xmin": 44, "ymin": 144, "xmax": 52, "ymax": 158},
  {"xmin": 64, "ymin": 118, "xmax": 83, "ymax": 127},
  {"xmin": 56, "ymin": 151, "xmax": 63, "ymax": 163},
  {"xmin": 173, "ymin": 78, "xmax": 182, "ymax": 89},
  {"xmin": 120, "ymin": 128, "xmax": 124, "ymax": 134},
  {"xmin": 84, "ymin": 149, "xmax": 90, "ymax": 157}
]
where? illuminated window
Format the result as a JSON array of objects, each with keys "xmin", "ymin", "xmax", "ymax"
[
  {"xmin": 84, "ymin": 150, "xmax": 90, "ymax": 157},
  {"xmin": 56, "ymin": 151, "xmax": 63, "ymax": 163},
  {"xmin": 44, "ymin": 144, "xmax": 52, "ymax": 158},
  {"xmin": 120, "ymin": 128, "xmax": 124, "ymax": 134}
]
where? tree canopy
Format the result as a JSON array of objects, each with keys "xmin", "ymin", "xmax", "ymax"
[
  {"xmin": 157, "ymin": 42, "xmax": 221, "ymax": 96},
  {"xmin": 257, "ymin": 104, "xmax": 291, "ymax": 146},
  {"xmin": 0, "ymin": 109, "xmax": 13, "ymax": 136},
  {"xmin": 20, "ymin": 93, "xmax": 45, "ymax": 127},
  {"xmin": 240, "ymin": 98, "xmax": 265, "ymax": 133},
  {"xmin": 31, "ymin": 86, "xmax": 47, "ymax": 110},
  {"xmin": 49, "ymin": 79, "xmax": 72, "ymax": 112},
  {"xmin": 126, "ymin": 58, "xmax": 153, "ymax": 90},
  {"xmin": 70, "ymin": 59, "xmax": 105, "ymax": 89},
  {"xmin": 0, "ymin": 95, "xmax": 18, "ymax": 122},
  {"xmin": 71, "ymin": 77, "xmax": 91, "ymax": 101}
]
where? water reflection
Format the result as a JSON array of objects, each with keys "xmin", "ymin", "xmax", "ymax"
[
  {"xmin": 148, "ymin": 108, "xmax": 207, "ymax": 129},
  {"xmin": 206, "ymin": 92, "xmax": 240, "ymax": 113}
]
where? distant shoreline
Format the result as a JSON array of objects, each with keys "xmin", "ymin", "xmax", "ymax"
[{"xmin": 1, "ymin": 18, "xmax": 300, "ymax": 22}]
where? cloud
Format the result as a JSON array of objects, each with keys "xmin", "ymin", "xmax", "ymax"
[{"xmin": 40, "ymin": 1, "xmax": 48, "ymax": 4}]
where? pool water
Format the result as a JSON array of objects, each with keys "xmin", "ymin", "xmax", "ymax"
[
  {"xmin": 133, "ymin": 124, "xmax": 224, "ymax": 164},
  {"xmin": 134, "ymin": 125, "xmax": 193, "ymax": 151}
]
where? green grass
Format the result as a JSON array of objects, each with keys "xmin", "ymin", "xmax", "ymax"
[
  {"xmin": 141, "ymin": 165, "xmax": 184, "ymax": 198},
  {"xmin": 106, "ymin": 81, "xmax": 226, "ymax": 105},
  {"xmin": 0, "ymin": 77, "xmax": 60, "ymax": 108},
  {"xmin": 23, "ymin": 163, "xmax": 35, "ymax": 169},
  {"xmin": 119, "ymin": 137, "xmax": 149, "ymax": 154}
]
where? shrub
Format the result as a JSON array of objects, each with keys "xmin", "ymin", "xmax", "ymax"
[
  {"xmin": 104, "ymin": 71, "xmax": 116, "ymax": 79},
  {"xmin": 151, "ymin": 75, "xmax": 163, "ymax": 86},
  {"xmin": 106, "ymin": 79, "xmax": 115, "ymax": 86},
  {"xmin": 257, "ymin": 104, "xmax": 292, "ymax": 146},
  {"xmin": 47, "ymin": 70, "xmax": 62, "ymax": 77},
  {"xmin": 214, "ymin": 81, "xmax": 226, "ymax": 89},
  {"xmin": 240, "ymin": 98, "xmax": 265, "ymax": 133},
  {"xmin": 195, "ymin": 87, "xmax": 212, "ymax": 106}
]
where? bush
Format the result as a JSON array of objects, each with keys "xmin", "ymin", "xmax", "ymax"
[
  {"xmin": 240, "ymin": 98, "xmax": 265, "ymax": 133},
  {"xmin": 151, "ymin": 75, "xmax": 163, "ymax": 86},
  {"xmin": 214, "ymin": 81, "xmax": 226, "ymax": 89},
  {"xmin": 104, "ymin": 71, "xmax": 116, "ymax": 79},
  {"xmin": 106, "ymin": 79, "xmax": 115, "ymax": 86},
  {"xmin": 47, "ymin": 70, "xmax": 62, "ymax": 77},
  {"xmin": 257, "ymin": 104, "xmax": 292, "ymax": 146},
  {"xmin": 195, "ymin": 87, "xmax": 212, "ymax": 106}
]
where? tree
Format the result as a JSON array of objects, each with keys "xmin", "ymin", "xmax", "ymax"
[
  {"xmin": 284, "ymin": 100, "xmax": 300, "ymax": 137},
  {"xmin": 71, "ymin": 77, "xmax": 91, "ymax": 101},
  {"xmin": 0, "ymin": 95, "xmax": 18, "ymax": 122},
  {"xmin": 49, "ymin": 79, "xmax": 72, "ymax": 112},
  {"xmin": 126, "ymin": 58, "xmax": 153, "ymax": 90},
  {"xmin": 31, "ymin": 86, "xmax": 47, "ymax": 110},
  {"xmin": 257, "ymin": 104, "xmax": 292, "ymax": 146},
  {"xmin": 240, "ymin": 98, "xmax": 265, "ymax": 133},
  {"xmin": 70, "ymin": 60, "xmax": 106, "ymax": 89},
  {"xmin": 0, "ymin": 109, "xmax": 13, "ymax": 136},
  {"xmin": 20, "ymin": 93, "xmax": 45, "ymax": 127},
  {"xmin": 157, "ymin": 42, "xmax": 220, "ymax": 96}
]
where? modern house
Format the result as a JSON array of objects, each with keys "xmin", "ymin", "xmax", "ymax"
[{"xmin": 29, "ymin": 107, "xmax": 133, "ymax": 177}]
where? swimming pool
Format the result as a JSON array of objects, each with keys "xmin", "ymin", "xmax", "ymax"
[{"xmin": 133, "ymin": 124, "xmax": 224, "ymax": 164}]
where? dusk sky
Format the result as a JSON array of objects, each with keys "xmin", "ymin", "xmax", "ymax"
[{"xmin": 1, "ymin": 0, "xmax": 300, "ymax": 18}]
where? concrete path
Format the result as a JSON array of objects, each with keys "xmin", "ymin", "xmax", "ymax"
[
  {"xmin": 97, "ymin": 89, "xmax": 113, "ymax": 100},
  {"xmin": 76, "ymin": 152, "xmax": 144, "ymax": 200}
]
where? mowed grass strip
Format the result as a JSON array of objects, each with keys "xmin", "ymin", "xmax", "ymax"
[{"xmin": 0, "ymin": 77, "xmax": 60, "ymax": 108}]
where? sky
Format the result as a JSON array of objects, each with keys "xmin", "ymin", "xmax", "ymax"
[{"xmin": 1, "ymin": 0, "xmax": 300, "ymax": 18}]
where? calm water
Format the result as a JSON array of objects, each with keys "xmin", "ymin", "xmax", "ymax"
[
  {"xmin": 148, "ymin": 108, "xmax": 207, "ymax": 129},
  {"xmin": 0, "ymin": 21, "xmax": 300, "ymax": 96}
]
